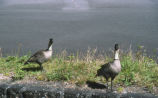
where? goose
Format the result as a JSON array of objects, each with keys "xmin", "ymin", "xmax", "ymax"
[
  {"xmin": 96, "ymin": 44, "xmax": 121, "ymax": 91},
  {"xmin": 24, "ymin": 38, "xmax": 53, "ymax": 71}
]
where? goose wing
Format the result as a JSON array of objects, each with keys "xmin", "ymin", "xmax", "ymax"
[
  {"xmin": 100, "ymin": 63, "xmax": 111, "ymax": 73},
  {"xmin": 98, "ymin": 61, "xmax": 114, "ymax": 77},
  {"xmin": 25, "ymin": 50, "xmax": 45, "ymax": 64}
]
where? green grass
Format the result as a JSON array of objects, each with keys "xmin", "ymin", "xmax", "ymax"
[{"xmin": 0, "ymin": 48, "xmax": 158, "ymax": 92}]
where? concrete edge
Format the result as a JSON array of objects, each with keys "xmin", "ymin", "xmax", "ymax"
[{"xmin": 0, "ymin": 83, "xmax": 157, "ymax": 98}]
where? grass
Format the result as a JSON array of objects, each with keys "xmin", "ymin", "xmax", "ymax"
[{"xmin": 0, "ymin": 47, "xmax": 158, "ymax": 93}]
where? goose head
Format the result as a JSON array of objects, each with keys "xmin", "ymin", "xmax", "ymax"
[
  {"xmin": 48, "ymin": 38, "xmax": 53, "ymax": 51},
  {"xmin": 114, "ymin": 44, "xmax": 120, "ymax": 60}
]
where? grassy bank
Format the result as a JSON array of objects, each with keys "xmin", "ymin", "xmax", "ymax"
[{"xmin": 0, "ymin": 48, "xmax": 158, "ymax": 92}]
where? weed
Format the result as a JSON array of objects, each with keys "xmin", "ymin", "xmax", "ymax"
[{"xmin": 0, "ymin": 48, "xmax": 157, "ymax": 93}]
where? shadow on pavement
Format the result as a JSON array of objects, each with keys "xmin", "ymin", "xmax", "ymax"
[
  {"xmin": 22, "ymin": 67, "xmax": 42, "ymax": 72},
  {"xmin": 86, "ymin": 80, "xmax": 107, "ymax": 89}
]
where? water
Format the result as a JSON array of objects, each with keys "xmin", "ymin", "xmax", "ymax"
[{"xmin": 0, "ymin": 0, "xmax": 158, "ymax": 56}]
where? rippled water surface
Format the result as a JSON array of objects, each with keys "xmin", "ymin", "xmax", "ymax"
[{"xmin": 0, "ymin": 0, "xmax": 158, "ymax": 56}]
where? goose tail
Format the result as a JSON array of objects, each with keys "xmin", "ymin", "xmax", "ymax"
[
  {"xmin": 24, "ymin": 57, "xmax": 32, "ymax": 65},
  {"xmin": 24, "ymin": 60, "xmax": 29, "ymax": 65}
]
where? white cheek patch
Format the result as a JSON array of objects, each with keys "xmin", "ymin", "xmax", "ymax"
[{"xmin": 48, "ymin": 45, "xmax": 53, "ymax": 51}]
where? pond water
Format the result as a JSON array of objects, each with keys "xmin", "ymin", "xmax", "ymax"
[{"xmin": 0, "ymin": 0, "xmax": 158, "ymax": 56}]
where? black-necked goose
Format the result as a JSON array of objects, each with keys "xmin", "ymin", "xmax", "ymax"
[
  {"xmin": 24, "ymin": 38, "xmax": 53, "ymax": 71},
  {"xmin": 96, "ymin": 44, "xmax": 121, "ymax": 91}
]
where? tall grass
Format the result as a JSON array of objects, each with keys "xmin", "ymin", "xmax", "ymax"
[{"xmin": 0, "ymin": 47, "xmax": 157, "ymax": 92}]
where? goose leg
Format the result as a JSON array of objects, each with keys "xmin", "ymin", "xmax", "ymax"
[
  {"xmin": 106, "ymin": 78, "xmax": 109, "ymax": 91},
  {"xmin": 40, "ymin": 64, "xmax": 43, "ymax": 71},
  {"xmin": 111, "ymin": 79, "xmax": 113, "ymax": 92},
  {"xmin": 37, "ymin": 62, "xmax": 43, "ymax": 71},
  {"xmin": 106, "ymin": 81, "xmax": 108, "ymax": 90}
]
